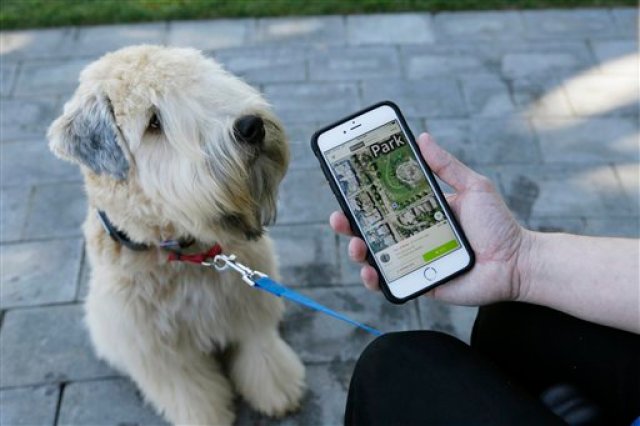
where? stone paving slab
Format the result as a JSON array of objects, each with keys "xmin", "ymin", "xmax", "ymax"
[
  {"xmin": 527, "ymin": 216, "xmax": 640, "ymax": 239},
  {"xmin": 0, "ymin": 98, "xmax": 60, "ymax": 140},
  {"xmin": 499, "ymin": 164, "xmax": 635, "ymax": 220},
  {"xmin": 281, "ymin": 286, "xmax": 419, "ymax": 363},
  {"xmin": 308, "ymin": 46, "xmax": 402, "ymax": 81},
  {"xmin": 510, "ymin": 77, "xmax": 574, "ymax": 117},
  {"xmin": 433, "ymin": 11, "xmax": 525, "ymax": 40},
  {"xmin": 532, "ymin": 117, "xmax": 640, "ymax": 163},
  {"xmin": 460, "ymin": 75, "xmax": 515, "ymax": 117},
  {"xmin": 1, "ymin": 140, "xmax": 81, "ymax": 186},
  {"xmin": 418, "ymin": 299, "xmax": 478, "ymax": 344},
  {"xmin": 361, "ymin": 78, "xmax": 467, "ymax": 118},
  {"xmin": 402, "ymin": 39, "xmax": 594, "ymax": 69},
  {"xmin": 22, "ymin": 182, "xmax": 86, "ymax": 239},
  {"xmin": 276, "ymin": 121, "xmax": 324, "ymax": 170},
  {"xmin": 610, "ymin": 8, "xmax": 638, "ymax": 36},
  {"xmin": 471, "ymin": 117, "xmax": 541, "ymax": 164},
  {"xmin": 521, "ymin": 9, "xmax": 619, "ymax": 39},
  {"xmin": 403, "ymin": 50, "xmax": 492, "ymax": 79},
  {"xmin": 253, "ymin": 16, "xmax": 346, "ymax": 46},
  {"xmin": 67, "ymin": 23, "xmax": 166, "ymax": 58},
  {"xmin": 277, "ymin": 168, "xmax": 340, "ymax": 225},
  {"xmin": 584, "ymin": 217, "xmax": 640, "ymax": 238},
  {"xmin": 614, "ymin": 163, "xmax": 640, "ymax": 214},
  {"xmin": 0, "ymin": 63, "xmax": 17, "ymax": 97},
  {"xmin": 347, "ymin": 13, "xmax": 434, "ymax": 45},
  {"xmin": 501, "ymin": 51, "xmax": 588, "ymax": 80},
  {"xmin": 0, "ymin": 304, "xmax": 115, "ymax": 387},
  {"xmin": 265, "ymin": 82, "xmax": 360, "ymax": 124},
  {"xmin": 282, "ymin": 121, "xmax": 321, "ymax": 145},
  {"xmin": 57, "ymin": 378, "xmax": 166, "ymax": 426},
  {"xmin": 0, "ymin": 28, "xmax": 75, "ymax": 61},
  {"xmin": 563, "ymin": 75, "xmax": 639, "ymax": 117},
  {"xmin": 0, "ymin": 385, "xmax": 59, "ymax": 426},
  {"xmin": 214, "ymin": 46, "xmax": 307, "ymax": 84},
  {"xmin": 0, "ymin": 186, "xmax": 30, "ymax": 242},
  {"xmin": 591, "ymin": 39, "xmax": 638, "ymax": 65},
  {"xmin": 269, "ymin": 224, "xmax": 342, "ymax": 287},
  {"xmin": 169, "ymin": 19, "xmax": 249, "ymax": 51},
  {"xmin": 592, "ymin": 44, "xmax": 639, "ymax": 77},
  {"xmin": 14, "ymin": 59, "xmax": 91, "ymax": 97},
  {"xmin": 1, "ymin": 239, "xmax": 82, "ymax": 309},
  {"xmin": 288, "ymin": 140, "xmax": 321, "ymax": 170}
]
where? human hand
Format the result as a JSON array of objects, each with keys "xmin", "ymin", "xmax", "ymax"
[{"xmin": 329, "ymin": 133, "xmax": 531, "ymax": 306}]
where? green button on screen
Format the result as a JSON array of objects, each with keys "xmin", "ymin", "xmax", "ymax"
[{"xmin": 423, "ymin": 239, "xmax": 459, "ymax": 263}]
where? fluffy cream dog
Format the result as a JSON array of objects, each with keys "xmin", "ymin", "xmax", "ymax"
[{"xmin": 48, "ymin": 45, "xmax": 305, "ymax": 425}]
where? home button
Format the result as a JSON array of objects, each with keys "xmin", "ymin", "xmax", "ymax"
[{"xmin": 424, "ymin": 267, "xmax": 437, "ymax": 281}]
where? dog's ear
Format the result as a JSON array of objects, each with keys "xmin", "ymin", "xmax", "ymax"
[{"xmin": 48, "ymin": 94, "xmax": 129, "ymax": 180}]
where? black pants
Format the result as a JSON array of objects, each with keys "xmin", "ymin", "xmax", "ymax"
[{"xmin": 345, "ymin": 302, "xmax": 640, "ymax": 425}]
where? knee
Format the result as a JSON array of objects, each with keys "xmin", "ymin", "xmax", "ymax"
[
  {"xmin": 364, "ymin": 330, "xmax": 463, "ymax": 355},
  {"xmin": 353, "ymin": 330, "xmax": 465, "ymax": 378},
  {"xmin": 346, "ymin": 332, "xmax": 469, "ymax": 426}
]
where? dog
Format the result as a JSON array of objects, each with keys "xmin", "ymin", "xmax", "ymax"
[{"xmin": 47, "ymin": 45, "xmax": 305, "ymax": 425}]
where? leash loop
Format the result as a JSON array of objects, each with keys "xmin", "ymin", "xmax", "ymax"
[{"xmin": 208, "ymin": 254, "xmax": 265, "ymax": 286}]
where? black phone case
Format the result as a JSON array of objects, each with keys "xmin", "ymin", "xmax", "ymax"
[{"xmin": 310, "ymin": 100, "xmax": 475, "ymax": 304}]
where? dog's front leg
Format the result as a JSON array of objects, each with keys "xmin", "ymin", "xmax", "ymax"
[
  {"xmin": 86, "ymin": 296, "xmax": 235, "ymax": 426},
  {"xmin": 230, "ymin": 328, "xmax": 306, "ymax": 417},
  {"xmin": 131, "ymin": 346, "xmax": 236, "ymax": 426}
]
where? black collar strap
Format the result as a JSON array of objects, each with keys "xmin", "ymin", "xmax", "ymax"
[
  {"xmin": 97, "ymin": 210, "xmax": 151, "ymax": 251},
  {"xmin": 97, "ymin": 210, "xmax": 197, "ymax": 253}
]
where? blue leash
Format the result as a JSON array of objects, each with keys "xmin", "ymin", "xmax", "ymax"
[
  {"xmin": 207, "ymin": 254, "xmax": 383, "ymax": 337},
  {"xmin": 255, "ymin": 276, "xmax": 382, "ymax": 336}
]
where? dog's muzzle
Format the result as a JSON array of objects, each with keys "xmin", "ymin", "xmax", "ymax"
[{"xmin": 234, "ymin": 115, "xmax": 265, "ymax": 145}]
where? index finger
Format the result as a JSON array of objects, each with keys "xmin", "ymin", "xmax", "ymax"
[
  {"xmin": 329, "ymin": 211, "xmax": 354, "ymax": 236},
  {"xmin": 418, "ymin": 133, "xmax": 478, "ymax": 193}
]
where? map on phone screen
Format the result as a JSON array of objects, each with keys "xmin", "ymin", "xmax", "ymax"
[{"xmin": 326, "ymin": 120, "xmax": 460, "ymax": 281}]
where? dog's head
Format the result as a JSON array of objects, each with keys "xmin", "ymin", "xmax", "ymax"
[{"xmin": 48, "ymin": 45, "xmax": 289, "ymax": 244}]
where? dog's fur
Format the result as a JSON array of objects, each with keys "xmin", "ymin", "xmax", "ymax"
[{"xmin": 48, "ymin": 45, "xmax": 305, "ymax": 425}]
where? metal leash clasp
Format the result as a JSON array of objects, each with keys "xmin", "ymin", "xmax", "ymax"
[{"xmin": 206, "ymin": 253, "xmax": 266, "ymax": 286}]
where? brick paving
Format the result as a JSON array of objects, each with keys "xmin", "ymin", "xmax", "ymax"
[{"xmin": 1, "ymin": 8, "xmax": 638, "ymax": 425}]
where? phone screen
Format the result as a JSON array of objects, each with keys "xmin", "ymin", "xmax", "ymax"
[{"xmin": 325, "ymin": 120, "xmax": 461, "ymax": 282}]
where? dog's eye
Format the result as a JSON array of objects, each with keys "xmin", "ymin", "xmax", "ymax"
[{"xmin": 148, "ymin": 113, "xmax": 161, "ymax": 131}]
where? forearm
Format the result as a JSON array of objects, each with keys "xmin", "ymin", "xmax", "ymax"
[{"xmin": 517, "ymin": 231, "xmax": 640, "ymax": 334}]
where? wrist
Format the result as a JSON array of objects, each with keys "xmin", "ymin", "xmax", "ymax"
[{"xmin": 514, "ymin": 229, "xmax": 541, "ymax": 303}]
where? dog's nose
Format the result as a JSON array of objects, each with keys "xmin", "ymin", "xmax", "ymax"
[{"xmin": 234, "ymin": 115, "xmax": 265, "ymax": 145}]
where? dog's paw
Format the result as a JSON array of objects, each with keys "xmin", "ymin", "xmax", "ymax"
[{"xmin": 231, "ymin": 335, "xmax": 306, "ymax": 417}]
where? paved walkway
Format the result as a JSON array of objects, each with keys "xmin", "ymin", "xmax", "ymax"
[{"xmin": 1, "ymin": 8, "xmax": 638, "ymax": 425}]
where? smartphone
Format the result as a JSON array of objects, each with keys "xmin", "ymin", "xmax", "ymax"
[{"xmin": 311, "ymin": 101, "xmax": 475, "ymax": 304}]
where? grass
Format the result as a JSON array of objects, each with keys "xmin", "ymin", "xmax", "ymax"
[
  {"xmin": 1, "ymin": 0, "xmax": 636, "ymax": 30},
  {"xmin": 372, "ymin": 145, "xmax": 428, "ymax": 206}
]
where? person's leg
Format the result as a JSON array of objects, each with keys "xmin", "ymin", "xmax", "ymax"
[
  {"xmin": 345, "ymin": 331, "xmax": 564, "ymax": 426},
  {"xmin": 472, "ymin": 302, "xmax": 640, "ymax": 425}
]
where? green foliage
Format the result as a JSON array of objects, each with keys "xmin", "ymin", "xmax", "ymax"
[
  {"xmin": 1, "ymin": 0, "xmax": 636, "ymax": 30},
  {"xmin": 370, "ymin": 145, "xmax": 428, "ymax": 206}
]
